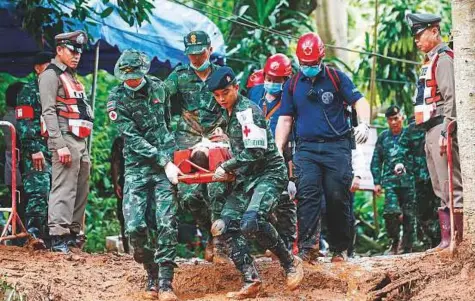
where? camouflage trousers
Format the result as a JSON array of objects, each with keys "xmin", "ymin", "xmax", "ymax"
[
  {"xmin": 21, "ymin": 152, "xmax": 52, "ymax": 239},
  {"xmin": 268, "ymin": 192, "xmax": 297, "ymax": 250},
  {"xmin": 123, "ymin": 167, "xmax": 178, "ymax": 280},
  {"xmin": 415, "ymin": 180, "xmax": 440, "ymax": 248},
  {"xmin": 177, "ymin": 181, "xmax": 228, "ymax": 237},
  {"xmin": 383, "ymin": 186, "xmax": 416, "ymax": 249}
]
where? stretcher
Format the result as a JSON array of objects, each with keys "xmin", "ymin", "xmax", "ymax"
[
  {"xmin": 0, "ymin": 121, "xmax": 28, "ymax": 244},
  {"xmin": 174, "ymin": 147, "xmax": 235, "ymax": 184}
]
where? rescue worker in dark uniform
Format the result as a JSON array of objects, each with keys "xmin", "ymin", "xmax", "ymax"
[
  {"xmin": 246, "ymin": 69, "xmax": 265, "ymax": 103},
  {"xmin": 276, "ymin": 32, "xmax": 371, "ymax": 262},
  {"xmin": 207, "ymin": 67, "xmax": 304, "ymax": 299},
  {"xmin": 248, "ymin": 54, "xmax": 297, "ymax": 251},
  {"xmin": 406, "ymin": 13, "xmax": 463, "ymax": 250},
  {"xmin": 39, "ymin": 31, "xmax": 93, "ymax": 253}
]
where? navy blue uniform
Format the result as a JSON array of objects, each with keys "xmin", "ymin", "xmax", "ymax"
[{"xmin": 280, "ymin": 66, "xmax": 363, "ymax": 254}]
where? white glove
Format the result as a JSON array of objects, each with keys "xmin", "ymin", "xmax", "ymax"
[
  {"xmin": 354, "ymin": 123, "xmax": 369, "ymax": 144},
  {"xmin": 287, "ymin": 181, "xmax": 297, "ymax": 199},
  {"xmin": 213, "ymin": 166, "xmax": 227, "ymax": 180},
  {"xmin": 164, "ymin": 162, "xmax": 181, "ymax": 185}
]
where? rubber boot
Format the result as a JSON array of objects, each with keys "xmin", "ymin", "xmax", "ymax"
[
  {"xmin": 144, "ymin": 263, "xmax": 159, "ymax": 299},
  {"xmin": 226, "ymin": 263, "xmax": 261, "ymax": 299},
  {"xmin": 158, "ymin": 278, "xmax": 178, "ymax": 301},
  {"xmin": 428, "ymin": 208, "xmax": 451, "ymax": 252},
  {"xmin": 50, "ymin": 235, "xmax": 70, "ymax": 253},
  {"xmin": 454, "ymin": 208, "xmax": 463, "ymax": 245}
]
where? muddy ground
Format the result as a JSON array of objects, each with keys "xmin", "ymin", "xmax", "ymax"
[{"xmin": 1, "ymin": 243, "xmax": 474, "ymax": 301}]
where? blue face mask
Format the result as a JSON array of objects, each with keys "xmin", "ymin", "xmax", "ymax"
[
  {"xmin": 191, "ymin": 59, "xmax": 211, "ymax": 72},
  {"xmin": 264, "ymin": 82, "xmax": 283, "ymax": 95},
  {"xmin": 300, "ymin": 64, "xmax": 321, "ymax": 77}
]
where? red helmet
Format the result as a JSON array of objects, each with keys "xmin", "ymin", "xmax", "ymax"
[
  {"xmin": 264, "ymin": 54, "xmax": 292, "ymax": 77},
  {"xmin": 296, "ymin": 32, "xmax": 325, "ymax": 63},
  {"xmin": 246, "ymin": 69, "xmax": 264, "ymax": 88}
]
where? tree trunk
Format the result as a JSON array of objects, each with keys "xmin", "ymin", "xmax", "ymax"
[
  {"xmin": 315, "ymin": 0, "xmax": 348, "ymax": 61},
  {"xmin": 452, "ymin": 0, "xmax": 475, "ymax": 245}
]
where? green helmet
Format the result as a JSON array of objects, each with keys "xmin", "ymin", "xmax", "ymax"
[{"xmin": 114, "ymin": 49, "xmax": 151, "ymax": 81}]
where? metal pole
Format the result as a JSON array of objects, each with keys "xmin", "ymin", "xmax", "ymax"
[
  {"xmin": 369, "ymin": 0, "xmax": 379, "ymax": 122},
  {"xmin": 88, "ymin": 41, "xmax": 100, "ymax": 155}
]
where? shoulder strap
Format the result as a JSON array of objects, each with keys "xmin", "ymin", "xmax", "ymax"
[
  {"xmin": 288, "ymin": 73, "xmax": 301, "ymax": 96},
  {"xmin": 45, "ymin": 64, "xmax": 63, "ymax": 76},
  {"xmin": 325, "ymin": 66, "xmax": 341, "ymax": 92}
]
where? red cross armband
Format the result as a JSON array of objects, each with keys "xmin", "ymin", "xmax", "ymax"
[{"xmin": 15, "ymin": 105, "xmax": 35, "ymax": 120}]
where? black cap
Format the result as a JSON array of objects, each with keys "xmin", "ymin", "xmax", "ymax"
[
  {"xmin": 206, "ymin": 66, "xmax": 237, "ymax": 92},
  {"xmin": 406, "ymin": 13, "xmax": 441, "ymax": 35},
  {"xmin": 33, "ymin": 51, "xmax": 54, "ymax": 66},
  {"xmin": 184, "ymin": 31, "xmax": 211, "ymax": 55},
  {"xmin": 385, "ymin": 105, "xmax": 401, "ymax": 118}
]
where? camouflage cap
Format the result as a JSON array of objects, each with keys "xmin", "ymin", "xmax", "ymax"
[
  {"xmin": 385, "ymin": 105, "xmax": 401, "ymax": 118},
  {"xmin": 55, "ymin": 30, "xmax": 88, "ymax": 53},
  {"xmin": 114, "ymin": 49, "xmax": 151, "ymax": 81},
  {"xmin": 184, "ymin": 31, "xmax": 211, "ymax": 55}
]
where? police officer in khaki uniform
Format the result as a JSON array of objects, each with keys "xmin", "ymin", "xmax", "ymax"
[
  {"xmin": 406, "ymin": 13, "xmax": 463, "ymax": 251},
  {"xmin": 39, "ymin": 31, "xmax": 94, "ymax": 253}
]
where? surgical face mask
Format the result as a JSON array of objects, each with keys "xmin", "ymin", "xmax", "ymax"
[
  {"xmin": 300, "ymin": 63, "xmax": 322, "ymax": 77},
  {"xmin": 264, "ymin": 81, "xmax": 283, "ymax": 95},
  {"xmin": 190, "ymin": 59, "xmax": 211, "ymax": 72},
  {"xmin": 124, "ymin": 78, "xmax": 146, "ymax": 91}
]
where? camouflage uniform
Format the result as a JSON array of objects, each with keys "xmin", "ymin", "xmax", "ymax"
[
  {"xmin": 371, "ymin": 128, "xmax": 417, "ymax": 252},
  {"xmin": 16, "ymin": 79, "xmax": 52, "ymax": 239},
  {"xmin": 407, "ymin": 121, "xmax": 440, "ymax": 248},
  {"xmin": 215, "ymin": 94, "xmax": 295, "ymax": 286},
  {"xmin": 110, "ymin": 50, "xmax": 178, "ymax": 289},
  {"xmin": 164, "ymin": 63, "xmax": 226, "ymax": 234}
]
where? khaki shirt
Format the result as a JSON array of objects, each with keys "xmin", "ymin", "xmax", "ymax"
[
  {"xmin": 427, "ymin": 43, "xmax": 455, "ymax": 132},
  {"xmin": 39, "ymin": 58, "xmax": 86, "ymax": 150}
]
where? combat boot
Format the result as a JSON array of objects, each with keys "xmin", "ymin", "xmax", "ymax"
[
  {"xmin": 158, "ymin": 279, "xmax": 178, "ymax": 301},
  {"xmin": 144, "ymin": 263, "xmax": 159, "ymax": 298},
  {"xmin": 226, "ymin": 263, "xmax": 261, "ymax": 299},
  {"xmin": 331, "ymin": 250, "xmax": 348, "ymax": 263},
  {"xmin": 284, "ymin": 256, "xmax": 304, "ymax": 290},
  {"xmin": 26, "ymin": 217, "xmax": 46, "ymax": 249},
  {"xmin": 299, "ymin": 247, "xmax": 319, "ymax": 263},
  {"xmin": 453, "ymin": 208, "xmax": 463, "ymax": 245},
  {"xmin": 428, "ymin": 208, "xmax": 451, "ymax": 252},
  {"xmin": 50, "ymin": 235, "xmax": 70, "ymax": 253},
  {"xmin": 213, "ymin": 237, "xmax": 231, "ymax": 264}
]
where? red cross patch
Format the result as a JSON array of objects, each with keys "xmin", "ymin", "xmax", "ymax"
[
  {"xmin": 153, "ymin": 98, "xmax": 160, "ymax": 104},
  {"xmin": 243, "ymin": 125, "xmax": 251, "ymax": 137},
  {"xmin": 109, "ymin": 111, "xmax": 118, "ymax": 121}
]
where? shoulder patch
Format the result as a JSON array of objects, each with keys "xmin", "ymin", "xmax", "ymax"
[
  {"xmin": 15, "ymin": 105, "xmax": 34, "ymax": 120},
  {"xmin": 108, "ymin": 111, "xmax": 118, "ymax": 121}
]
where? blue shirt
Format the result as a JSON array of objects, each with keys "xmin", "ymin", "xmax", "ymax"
[
  {"xmin": 280, "ymin": 67, "xmax": 363, "ymax": 139},
  {"xmin": 247, "ymin": 84, "xmax": 265, "ymax": 104}
]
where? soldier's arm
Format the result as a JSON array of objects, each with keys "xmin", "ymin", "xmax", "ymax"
[
  {"xmin": 436, "ymin": 55, "xmax": 456, "ymax": 134},
  {"xmin": 115, "ymin": 103, "xmax": 171, "ymax": 168},
  {"xmin": 163, "ymin": 69, "xmax": 179, "ymax": 97},
  {"xmin": 16, "ymin": 83, "xmax": 47, "ymax": 154},
  {"xmin": 221, "ymin": 108, "xmax": 268, "ymax": 171},
  {"xmin": 39, "ymin": 69, "xmax": 67, "ymax": 150},
  {"xmin": 370, "ymin": 134, "xmax": 384, "ymax": 185}
]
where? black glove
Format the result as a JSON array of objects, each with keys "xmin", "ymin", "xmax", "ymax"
[{"xmin": 240, "ymin": 210, "xmax": 259, "ymax": 235}]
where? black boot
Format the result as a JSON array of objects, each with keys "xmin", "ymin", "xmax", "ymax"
[
  {"xmin": 51, "ymin": 235, "xmax": 70, "ymax": 253},
  {"xmin": 226, "ymin": 263, "xmax": 261, "ymax": 299},
  {"xmin": 144, "ymin": 263, "xmax": 159, "ymax": 292}
]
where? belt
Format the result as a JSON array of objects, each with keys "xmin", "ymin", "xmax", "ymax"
[
  {"xmin": 421, "ymin": 115, "xmax": 443, "ymax": 131},
  {"xmin": 298, "ymin": 133, "xmax": 350, "ymax": 143}
]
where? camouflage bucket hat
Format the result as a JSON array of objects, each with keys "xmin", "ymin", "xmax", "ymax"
[{"xmin": 114, "ymin": 49, "xmax": 151, "ymax": 81}]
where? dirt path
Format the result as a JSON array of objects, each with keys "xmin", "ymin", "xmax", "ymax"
[{"xmin": 0, "ymin": 245, "xmax": 474, "ymax": 301}]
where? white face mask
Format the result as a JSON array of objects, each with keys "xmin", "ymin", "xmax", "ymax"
[{"xmin": 124, "ymin": 78, "xmax": 146, "ymax": 91}]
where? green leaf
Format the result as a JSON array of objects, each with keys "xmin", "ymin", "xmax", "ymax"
[
  {"xmin": 238, "ymin": 5, "xmax": 249, "ymax": 17},
  {"xmin": 100, "ymin": 7, "xmax": 114, "ymax": 18}
]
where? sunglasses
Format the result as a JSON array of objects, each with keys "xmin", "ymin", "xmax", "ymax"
[{"xmin": 63, "ymin": 44, "xmax": 83, "ymax": 54}]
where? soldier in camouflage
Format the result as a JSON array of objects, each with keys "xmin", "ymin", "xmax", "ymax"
[
  {"xmin": 164, "ymin": 31, "xmax": 227, "ymax": 262},
  {"xmin": 15, "ymin": 52, "xmax": 54, "ymax": 245},
  {"xmin": 371, "ymin": 105, "xmax": 417, "ymax": 255},
  {"xmin": 207, "ymin": 67, "xmax": 303, "ymax": 299},
  {"xmin": 109, "ymin": 49, "xmax": 180, "ymax": 301},
  {"xmin": 406, "ymin": 118, "xmax": 440, "ymax": 248}
]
